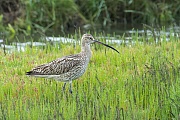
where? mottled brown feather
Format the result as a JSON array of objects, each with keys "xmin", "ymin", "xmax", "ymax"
[{"xmin": 27, "ymin": 54, "xmax": 84, "ymax": 75}]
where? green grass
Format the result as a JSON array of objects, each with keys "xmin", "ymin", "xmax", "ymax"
[{"xmin": 0, "ymin": 36, "xmax": 180, "ymax": 119}]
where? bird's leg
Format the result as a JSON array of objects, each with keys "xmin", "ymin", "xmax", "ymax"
[
  {"xmin": 69, "ymin": 81, "xmax": 73, "ymax": 94},
  {"xmin": 62, "ymin": 83, "xmax": 66, "ymax": 92}
]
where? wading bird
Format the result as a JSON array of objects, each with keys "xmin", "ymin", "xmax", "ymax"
[{"xmin": 26, "ymin": 34, "xmax": 119, "ymax": 93}]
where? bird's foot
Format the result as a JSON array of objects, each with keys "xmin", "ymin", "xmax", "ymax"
[
  {"xmin": 62, "ymin": 82, "xmax": 73, "ymax": 94},
  {"xmin": 62, "ymin": 83, "xmax": 66, "ymax": 92},
  {"xmin": 69, "ymin": 89, "xmax": 73, "ymax": 94},
  {"xmin": 69, "ymin": 81, "xmax": 73, "ymax": 94}
]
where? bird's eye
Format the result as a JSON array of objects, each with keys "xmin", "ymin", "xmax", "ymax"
[{"xmin": 89, "ymin": 37, "xmax": 93, "ymax": 40}]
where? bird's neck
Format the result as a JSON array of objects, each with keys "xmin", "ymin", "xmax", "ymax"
[{"xmin": 81, "ymin": 44, "xmax": 92, "ymax": 59}]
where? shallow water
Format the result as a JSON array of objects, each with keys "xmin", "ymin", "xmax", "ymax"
[{"xmin": 0, "ymin": 26, "xmax": 179, "ymax": 53}]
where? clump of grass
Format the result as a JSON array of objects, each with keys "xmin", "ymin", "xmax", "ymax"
[{"xmin": 0, "ymin": 33, "xmax": 180, "ymax": 119}]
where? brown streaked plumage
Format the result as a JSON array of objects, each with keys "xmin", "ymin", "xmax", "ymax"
[{"xmin": 26, "ymin": 34, "xmax": 119, "ymax": 93}]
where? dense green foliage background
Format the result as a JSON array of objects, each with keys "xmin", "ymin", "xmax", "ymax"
[{"xmin": 0, "ymin": 0, "xmax": 179, "ymax": 36}]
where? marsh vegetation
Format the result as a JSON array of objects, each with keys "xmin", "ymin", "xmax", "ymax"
[
  {"xmin": 0, "ymin": 0, "xmax": 179, "ymax": 37},
  {"xmin": 0, "ymin": 32, "xmax": 180, "ymax": 119},
  {"xmin": 0, "ymin": 0, "xmax": 180, "ymax": 119}
]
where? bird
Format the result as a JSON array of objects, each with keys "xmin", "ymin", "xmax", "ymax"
[{"xmin": 26, "ymin": 34, "xmax": 119, "ymax": 93}]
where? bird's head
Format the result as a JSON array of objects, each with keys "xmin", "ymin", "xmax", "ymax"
[{"xmin": 81, "ymin": 34, "xmax": 95, "ymax": 45}]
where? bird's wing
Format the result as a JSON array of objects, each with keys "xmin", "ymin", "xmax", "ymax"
[{"xmin": 26, "ymin": 54, "xmax": 83, "ymax": 75}]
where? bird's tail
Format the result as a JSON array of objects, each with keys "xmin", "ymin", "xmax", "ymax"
[{"xmin": 26, "ymin": 71, "xmax": 33, "ymax": 75}]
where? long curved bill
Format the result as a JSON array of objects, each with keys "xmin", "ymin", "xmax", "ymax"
[{"xmin": 93, "ymin": 40, "xmax": 119, "ymax": 54}]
